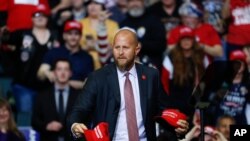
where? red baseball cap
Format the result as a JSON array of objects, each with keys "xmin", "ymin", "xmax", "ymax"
[
  {"xmin": 229, "ymin": 50, "xmax": 246, "ymax": 62},
  {"xmin": 33, "ymin": 4, "xmax": 50, "ymax": 16},
  {"xmin": 179, "ymin": 26, "xmax": 195, "ymax": 39},
  {"xmin": 156, "ymin": 109, "xmax": 187, "ymax": 128},
  {"xmin": 84, "ymin": 122, "xmax": 110, "ymax": 141},
  {"xmin": 64, "ymin": 20, "xmax": 83, "ymax": 33}
]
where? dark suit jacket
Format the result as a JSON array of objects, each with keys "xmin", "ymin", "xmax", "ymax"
[
  {"xmin": 32, "ymin": 86, "xmax": 81, "ymax": 141},
  {"xmin": 67, "ymin": 63, "xmax": 173, "ymax": 141}
]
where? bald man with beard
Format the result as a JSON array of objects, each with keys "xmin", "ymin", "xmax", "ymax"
[{"xmin": 68, "ymin": 28, "xmax": 189, "ymax": 141}]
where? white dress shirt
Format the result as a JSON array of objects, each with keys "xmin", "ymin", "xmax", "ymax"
[
  {"xmin": 112, "ymin": 64, "xmax": 147, "ymax": 141},
  {"xmin": 54, "ymin": 85, "xmax": 70, "ymax": 115}
]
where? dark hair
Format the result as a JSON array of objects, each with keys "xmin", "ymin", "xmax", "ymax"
[
  {"xmin": 225, "ymin": 60, "xmax": 249, "ymax": 85},
  {"xmin": 51, "ymin": 58, "xmax": 72, "ymax": 70},
  {"xmin": 85, "ymin": 0, "xmax": 106, "ymax": 11}
]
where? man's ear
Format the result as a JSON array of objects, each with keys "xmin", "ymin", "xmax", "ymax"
[{"xmin": 135, "ymin": 42, "xmax": 141, "ymax": 55}]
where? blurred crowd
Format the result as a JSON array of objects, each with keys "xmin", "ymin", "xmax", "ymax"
[{"xmin": 0, "ymin": 0, "xmax": 250, "ymax": 141}]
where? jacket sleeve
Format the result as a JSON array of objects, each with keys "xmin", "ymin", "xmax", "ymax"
[{"xmin": 67, "ymin": 73, "xmax": 97, "ymax": 129}]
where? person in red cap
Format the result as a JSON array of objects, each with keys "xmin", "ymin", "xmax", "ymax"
[
  {"xmin": 10, "ymin": 3, "xmax": 58, "ymax": 126},
  {"xmin": 206, "ymin": 50, "xmax": 250, "ymax": 125},
  {"xmin": 1, "ymin": 0, "xmax": 50, "ymax": 33},
  {"xmin": 167, "ymin": 1, "xmax": 223, "ymax": 60},
  {"xmin": 160, "ymin": 26, "xmax": 210, "ymax": 140},
  {"xmin": 38, "ymin": 20, "xmax": 94, "ymax": 89},
  {"xmin": 161, "ymin": 26, "xmax": 209, "ymax": 118},
  {"xmin": 13, "ymin": 3, "xmax": 56, "ymax": 90},
  {"xmin": 0, "ymin": 0, "xmax": 50, "ymax": 100},
  {"xmin": 222, "ymin": 0, "xmax": 250, "ymax": 60},
  {"xmin": 68, "ymin": 28, "xmax": 189, "ymax": 141},
  {"xmin": 0, "ymin": 0, "xmax": 50, "ymax": 56}
]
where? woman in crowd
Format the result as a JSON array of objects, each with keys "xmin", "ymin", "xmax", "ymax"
[
  {"xmin": 80, "ymin": 0, "xmax": 119, "ymax": 69},
  {"xmin": 0, "ymin": 98, "xmax": 25, "ymax": 141},
  {"xmin": 159, "ymin": 26, "xmax": 209, "ymax": 141},
  {"xmin": 12, "ymin": 4, "xmax": 58, "ymax": 126},
  {"xmin": 161, "ymin": 26, "xmax": 209, "ymax": 119},
  {"xmin": 210, "ymin": 50, "xmax": 250, "ymax": 125}
]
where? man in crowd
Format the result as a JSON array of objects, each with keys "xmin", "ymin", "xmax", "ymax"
[
  {"xmin": 32, "ymin": 59, "xmax": 81, "ymax": 141},
  {"xmin": 37, "ymin": 20, "xmax": 94, "ymax": 89}
]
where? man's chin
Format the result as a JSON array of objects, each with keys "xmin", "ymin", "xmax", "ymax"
[{"xmin": 117, "ymin": 64, "xmax": 127, "ymax": 72}]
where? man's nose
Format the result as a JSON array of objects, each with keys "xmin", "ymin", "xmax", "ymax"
[{"xmin": 119, "ymin": 48, "xmax": 124, "ymax": 55}]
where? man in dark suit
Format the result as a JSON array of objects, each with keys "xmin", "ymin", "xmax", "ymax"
[
  {"xmin": 32, "ymin": 59, "xmax": 81, "ymax": 141},
  {"xmin": 68, "ymin": 28, "xmax": 189, "ymax": 141}
]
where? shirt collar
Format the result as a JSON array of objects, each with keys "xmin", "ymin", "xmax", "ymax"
[
  {"xmin": 117, "ymin": 64, "xmax": 137, "ymax": 79},
  {"xmin": 55, "ymin": 84, "xmax": 70, "ymax": 93}
]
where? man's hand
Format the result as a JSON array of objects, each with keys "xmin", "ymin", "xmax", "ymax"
[
  {"xmin": 60, "ymin": 10, "xmax": 72, "ymax": 21},
  {"xmin": 69, "ymin": 80, "xmax": 85, "ymax": 89},
  {"xmin": 46, "ymin": 121, "xmax": 63, "ymax": 132},
  {"xmin": 45, "ymin": 71, "xmax": 56, "ymax": 82},
  {"xmin": 175, "ymin": 119, "xmax": 189, "ymax": 135},
  {"xmin": 71, "ymin": 123, "xmax": 88, "ymax": 138},
  {"xmin": 213, "ymin": 130, "xmax": 227, "ymax": 141}
]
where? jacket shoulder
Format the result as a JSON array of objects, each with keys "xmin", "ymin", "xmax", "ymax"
[
  {"xmin": 88, "ymin": 63, "xmax": 114, "ymax": 78},
  {"xmin": 137, "ymin": 63, "xmax": 159, "ymax": 76}
]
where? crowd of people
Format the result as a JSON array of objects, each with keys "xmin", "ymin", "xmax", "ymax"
[{"xmin": 0, "ymin": 0, "xmax": 250, "ymax": 141}]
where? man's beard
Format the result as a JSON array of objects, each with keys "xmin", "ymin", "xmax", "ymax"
[
  {"xmin": 128, "ymin": 8, "xmax": 144, "ymax": 17},
  {"xmin": 115, "ymin": 56, "xmax": 135, "ymax": 72}
]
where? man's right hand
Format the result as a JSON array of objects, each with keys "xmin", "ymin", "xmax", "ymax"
[
  {"xmin": 45, "ymin": 71, "xmax": 56, "ymax": 82},
  {"xmin": 46, "ymin": 121, "xmax": 63, "ymax": 132},
  {"xmin": 71, "ymin": 123, "xmax": 88, "ymax": 138}
]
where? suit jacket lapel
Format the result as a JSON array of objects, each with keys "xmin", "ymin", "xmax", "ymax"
[
  {"xmin": 50, "ymin": 87, "xmax": 59, "ymax": 118},
  {"xmin": 107, "ymin": 63, "xmax": 121, "ymax": 105},
  {"xmin": 136, "ymin": 63, "xmax": 147, "ymax": 123}
]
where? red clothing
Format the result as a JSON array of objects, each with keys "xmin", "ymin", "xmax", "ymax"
[
  {"xmin": 168, "ymin": 24, "xmax": 221, "ymax": 46},
  {"xmin": 227, "ymin": 0, "xmax": 250, "ymax": 46},
  {"xmin": 6, "ymin": 0, "xmax": 50, "ymax": 32},
  {"xmin": 0, "ymin": 0, "xmax": 8, "ymax": 11}
]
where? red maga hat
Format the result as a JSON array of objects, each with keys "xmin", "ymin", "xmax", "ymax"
[
  {"xmin": 33, "ymin": 4, "xmax": 50, "ymax": 16},
  {"xmin": 179, "ymin": 26, "xmax": 195, "ymax": 39},
  {"xmin": 84, "ymin": 122, "xmax": 110, "ymax": 141},
  {"xmin": 229, "ymin": 50, "xmax": 246, "ymax": 62},
  {"xmin": 64, "ymin": 20, "xmax": 82, "ymax": 33},
  {"xmin": 156, "ymin": 109, "xmax": 187, "ymax": 128}
]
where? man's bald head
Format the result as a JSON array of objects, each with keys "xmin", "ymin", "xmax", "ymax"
[{"xmin": 113, "ymin": 28, "xmax": 139, "ymax": 47}]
